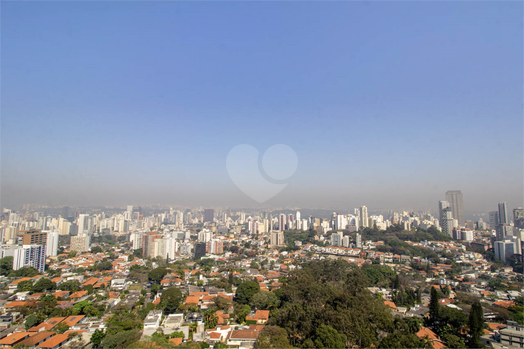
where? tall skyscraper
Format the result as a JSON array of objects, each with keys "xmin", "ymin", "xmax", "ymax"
[
  {"xmin": 77, "ymin": 214, "xmax": 94, "ymax": 236},
  {"xmin": 356, "ymin": 233, "xmax": 362, "ymax": 248},
  {"xmin": 439, "ymin": 201, "xmax": 455, "ymax": 236},
  {"xmin": 270, "ymin": 231, "xmax": 284, "ymax": 247},
  {"xmin": 13, "ymin": 245, "xmax": 46, "ymax": 273},
  {"xmin": 331, "ymin": 231, "xmax": 343, "ymax": 246},
  {"xmin": 46, "ymin": 231, "xmax": 59, "ymax": 257},
  {"xmin": 279, "ymin": 214, "xmax": 286, "ymax": 231},
  {"xmin": 194, "ymin": 242, "xmax": 207, "ymax": 259},
  {"xmin": 204, "ymin": 209, "xmax": 214, "ymax": 223},
  {"xmin": 61, "ymin": 206, "xmax": 70, "ymax": 219},
  {"xmin": 489, "ymin": 211, "xmax": 500, "ymax": 229},
  {"xmin": 494, "ymin": 237, "xmax": 522, "ymax": 264},
  {"xmin": 208, "ymin": 239, "xmax": 223, "ymax": 254},
  {"xmin": 70, "ymin": 235, "xmax": 91, "ymax": 253},
  {"xmin": 445, "ymin": 190, "xmax": 464, "ymax": 226},
  {"xmin": 498, "ymin": 202, "xmax": 509, "ymax": 225},
  {"xmin": 21, "ymin": 230, "xmax": 47, "ymax": 245},
  {"xmin": 496, "ymin": 224, "xmax": 513, "ymax": 241},
  {"xmin": 359, "ymin": 206, "xmax": 369, "ymax": 229}
]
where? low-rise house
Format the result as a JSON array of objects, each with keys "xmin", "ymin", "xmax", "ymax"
[
  {"xmin": 37, "ymin": 333, "xmax": 70, "ymax": 349},
  {"xmin": 143, "ymin": 310, "xmax": 163, "ymax": 332},
  {"xmin": 62, "ymin": 316, "xmax": 85, "ymax": 328},
  {"xmin": 0, "ymin": 332, "xmax": 33, "ymax": 348},
  {"xmin": 415, "ymin": 327, "xmax": 445, "ymax": 349},
  {"xmin": 17, "ymin": 331, "xmax": 55, "ymax": 347},
  {"xmin": 246, "ymin": 310, "xmax": 269, "ymax": 325},
  {"xmin": 163, "ymin": 314, "xmax": 184, "ymax": 334},
  {"xmin": 226, "ymin": 329, "xmax": 261, "ymax": 347},
  {"xmin": 0, "ymin": 313, "xmax": 22, "ymax": 329},
  {"xmin": 53, "ymin": 291, "xmax": 70, "ymax": 299},
  {"xmin": 110, "ymin": 279, "xmax": 128, "ymax": 291},
  {"xmin": 29, "ymin": 317, "xmax": 66, "ymax": 332}
]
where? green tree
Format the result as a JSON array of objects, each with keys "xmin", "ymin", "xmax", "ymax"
[
  {"xmin": 151, "ymin": 284, "xmax": 161, "ymax": 296},
  {"xmin": 102, "ymin": 329, "xmax": 140, "ymax": 349},
  {"xmin": 429, "ymin": 287, "xmax": 440, "ymax": 321},
  {"xmin": 214, "ymin": 296, "xmax": 232, "ymax": 311},
  {"xmin": 133, "ymin": 249, "xmax": 143, "ymax": 258},
  {"xmin": 393, "ymin": 274, "xmax": 400, "ymax": 289},
  {"xmin": 17, "ymin": 280, "xmax": 33, "ymax": 293},
  {"xmin": 54, "ymin": 323, "xmax": 70, "ymax": 334},
  {"xmin": 314, "ymin": 325, "xmax": 347, "ymax": 349},
  {"xmin": 255, "ymin": 326, "xmax": 293, "ymax": 349},
  {"xmin": 94, "ymin": 260, "xmax": 113, "ymax": 271},
  {"xmin": 235, "ymin": 304, "xmax": 251, "ymax": 324},
  {"xmin": 40, "ymin": 294, "xmax": 57, "ymax": 307},
  {"xmin": 250, "ymin": 290, "xmax": 279, "ymax": 310},
  {"xmin": 205, "ymin": 310, "xmax": 218, "ymax": 329},
  {"xmin": 69, "ymin": 251, "xmax": 77, "ymax": 258},
  {"xmin": 91, "ymin": 246, "xmax": 103, "ymax": 253},
  {"xmin": 32, "ymin": 278, "xmax": 57, "ymax": 293},
  {"xmin": 468, "ymin": 302, "xmax": 484, "ymax": 348},
  {"xmin": 148, "ymin": 267, "xmax": 168, "ymax": 284},
  {"xmin": 83, "ymin": 305, "xmax": 100, "ymax": 317},
  {"xmin": 235, "ymin": 281, "xmax": 260, "ymax": 304},
  {"xmin": 161, "ymin": 287, "xmax": 183, "ymax": 315},
  {"xmin": 0, "ymin": 256, "xmax": 13, "ymax": 276},
  {"xmin": 405, "ymin": 317, "xmax": 421, "ymax": 334},
  {"xmin": 24, "ymin": 314, "xmax": 39, "ymax": 330},
  {"xmin": 59, "ymin": 280, "xmax": 81, "ymax": 292}
]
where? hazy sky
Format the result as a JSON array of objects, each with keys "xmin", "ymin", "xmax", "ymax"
[{"xmin": 1, "ymin": 1, "xmax": 522, "ymax": 213}]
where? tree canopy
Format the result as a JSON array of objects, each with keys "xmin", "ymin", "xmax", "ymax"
[
  {"xmin": 235, "ymin": 281, "xmax": 260, "ymax": 305},
  {"xmin": 161, "ymin": 287, "xmax": 183, "ymax": 314}
]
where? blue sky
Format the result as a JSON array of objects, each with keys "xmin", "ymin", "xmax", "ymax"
[{"xmin": 1, "ymin": 1, "xmax": 522, "ymax": 213}]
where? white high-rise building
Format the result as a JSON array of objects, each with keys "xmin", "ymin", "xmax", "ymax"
[
  {"xmin": 198, "ymin": 230, "xmax": 213, "ymax": 243},
  {"xmin": 71, "ymin": 235, "xmax": 91, "ymax": 253},
  {"xmin": 77, "ymin": 214, "xmax": 94, "ymax": 236},
  {"xmin": 334, "ymin": 214, "xmax": 347, "ymax": 230},
  {"xmin": 439, "ymin": 201, "xmax": 455, "ymax": 236},
  {"xmin": 154, "ymin": 237, "xmax": 177, "ymax": 260},
  {"xmin": 301, "ymin": 219, "xmax": 308, "ymax": 231},
  {"xmin": 46, "ymin": 231, "xmax": 59, "ymax": 257},
  {"xmin": 130, "ymin": 231, "xmax": 144, "ymax": 250},
  {"xmin": 342, "ymin": 235, "xmax": 351, "ymax": 248},
  {"xmin": 494, "ymin": 237, "xmax": 521, "ymax": 264},
  {"xmin": 13, "ymin": 245, "xmax": 46, "ymax": 273},
  {"xmin": 359, "ymin": 206, "xmax": 369, "ymax": 229},
  {"xmin": 59, "ymin": 218, "xmax": 71, "ymax": 236},
  {"xmin": 356, "ymin": 233, "xmax": 362, "ymax": 248},
  {"xmin": 331, "ymin": 231, "xmax": 343, "ymax": 246},
  {"xmin": 270, "ymin": 231, "xmax": 284, "ymax": 247},
  {"xmin": 248, "ymin": 220, "xmax": 258, "ymax": 235},
  {"xmin": 209, "ymin": 239, "xmax": 223, "ymax": 254}
]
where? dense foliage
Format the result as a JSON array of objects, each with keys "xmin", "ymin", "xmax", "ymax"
[{"xmin": 258, "ymin": 260, "xmax": 422, "ymax": 348}]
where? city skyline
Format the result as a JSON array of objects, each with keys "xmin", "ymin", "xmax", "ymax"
[{"xmin": 1, "ymin": 1, "xmax": 522, "ymax": 212}]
